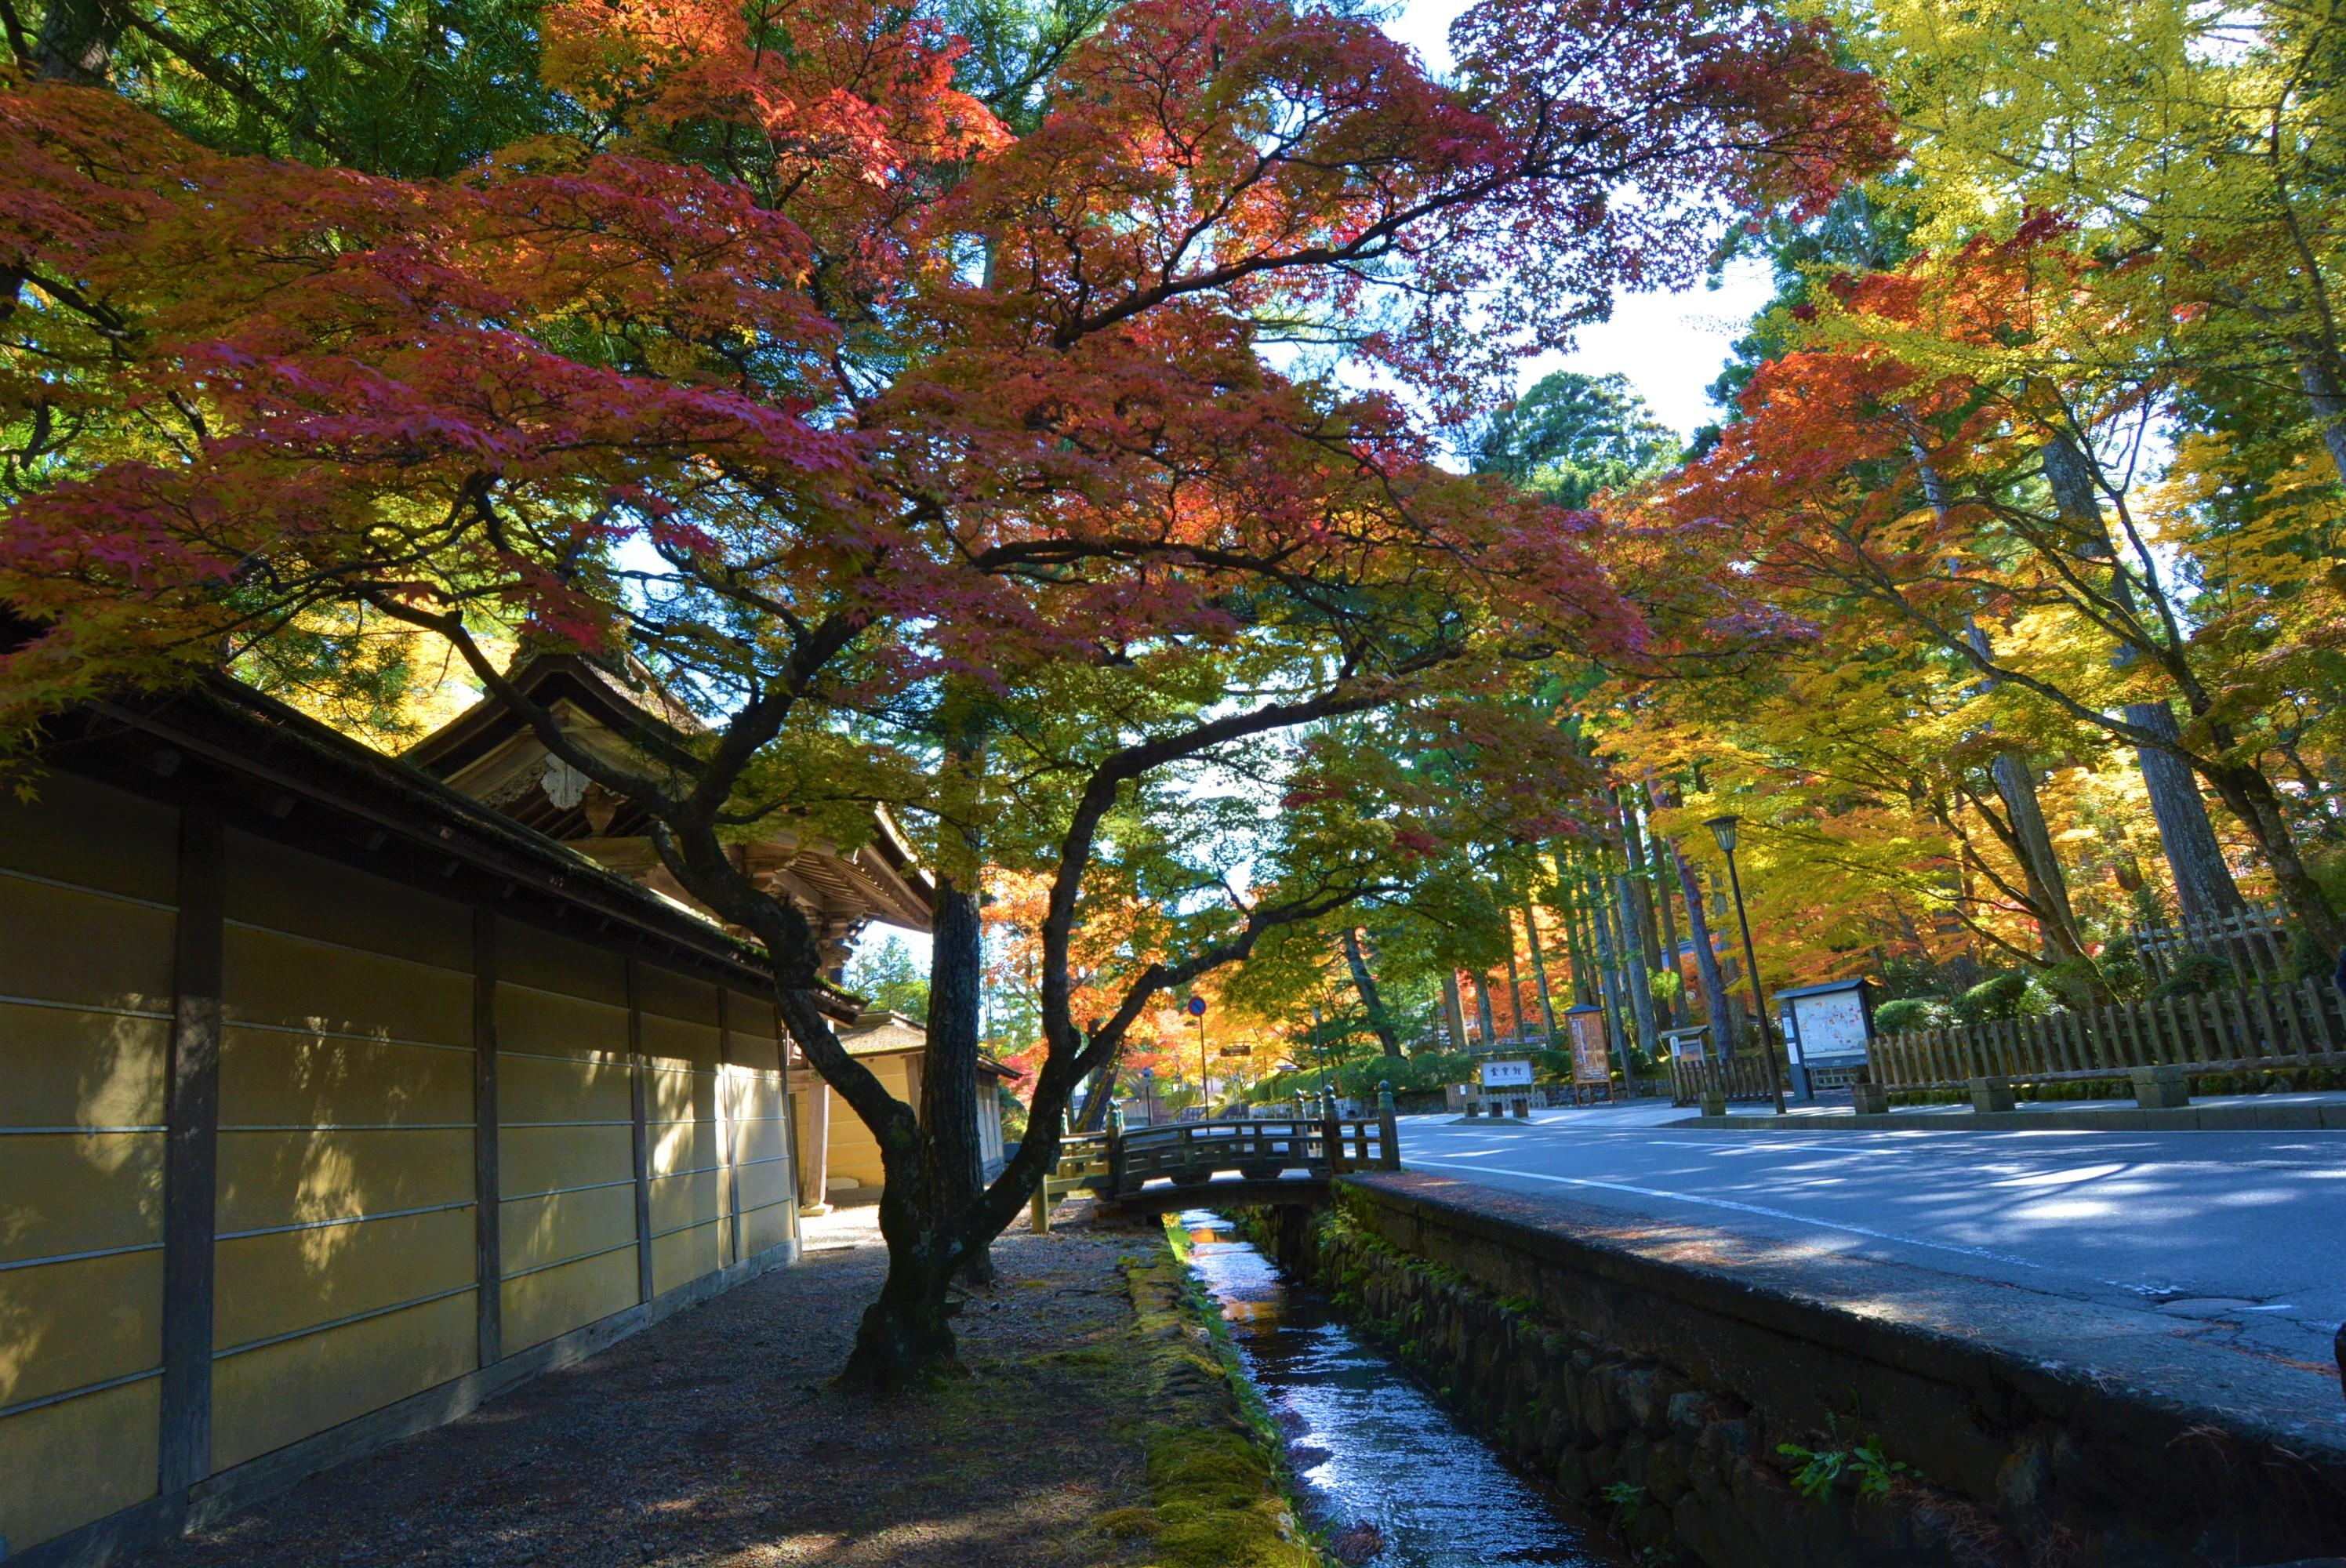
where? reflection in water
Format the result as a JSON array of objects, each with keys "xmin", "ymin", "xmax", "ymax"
[{"xmin": 1181, "ymin": 1211, "xmax": 1611, "ymax": 1568}]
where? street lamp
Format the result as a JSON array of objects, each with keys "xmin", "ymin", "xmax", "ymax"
[
  {"xmin": 1187, "ymin": 994, "xmax": 1208, "ymax": 1112},
  {"xmin": 1705, "ymin": 812, "xmax": 1788, "ymax": 1116}
]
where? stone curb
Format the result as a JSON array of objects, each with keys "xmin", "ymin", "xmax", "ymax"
[{"xmin": 1673, "ymin": 1101, "xmax": 2346, "ymax": 1133}]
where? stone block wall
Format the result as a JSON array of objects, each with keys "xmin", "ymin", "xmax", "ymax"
[{"xmin": 1244, "ymin": 1183, "xmax": 2346, "ymax": 1568}]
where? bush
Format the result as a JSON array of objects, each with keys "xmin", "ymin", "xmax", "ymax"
[
  {"xmin": 1956, "ymin": 971, "xmax": 2032, "ymax": 1022},
  {"xmin": 2095, "ymin": 935, "xmax": 2147, "ymax": 1000},
  {"xmin": 1873, "ymin": 997, "xmax": 1952, "ymax": 1036},
  {"xmin": 2152, "ymin": 952, "xmax": 2234, "ymax": 1000}
]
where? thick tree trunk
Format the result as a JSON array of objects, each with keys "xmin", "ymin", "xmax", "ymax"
[
  {"xmin": 1613, "ymin": 793, "xmax": 1673, "ymax": 1028},
  {"xmin": 841, "ymin": 1192, "xmax": 961, "ymax": 1390},
  {"xmin": 1440, "ymin": 971, "xmax": 1471, "ymax": 1054},
  {"xmin": 2127, "ymin": 702, "xmax": 2247, "ymax": 924},
  {"xmin": 1473, "ymin": 969, "xmax": 1498, "ymax": 1048},
  {"xmin": 1614, "ymin": 873, "xmax": 1660, "ymax": 1060},
  {"xmin": 2040, "ymin": 434, "xmax": 2247, "ymax": 925},
  {"xmin": 1523, "ymin": 903, "xmax": 1560, "ymax": 1043},
  {"xmin": 921, "ymin": 876, "xmax": 992, "ymax": 1286},
  {"xmin": 1341, "ymin": 927, "xmax": 1403, "ymax": 1057},
  {"xmin": 1502, "ymin": 932, "xmax": 1524, "ymax": 1044},
  {"xmin": 1670, "ymin": 847, "xmax": 1736, "ymax": 1054},
  {"xmin": 1585, "ymin": 870, "xmax": 1634, "ymax": 1063},
  {"xmin": 1916, "ymin": 430, "xmax": 2084, "ymax": 961}
]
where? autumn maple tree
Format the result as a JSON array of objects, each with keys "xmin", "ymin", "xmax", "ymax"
[{"xmin": 0, "ymin": 0, "xmax": 1889, "ymax": 1382}]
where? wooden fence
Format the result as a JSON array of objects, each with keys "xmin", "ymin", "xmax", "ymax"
[
  {"xmin": 1868, "ymin": 976, "xmax": 2346, "ymax": 1092},
  {"xmin": 1667, "ymin": 1054, "xmax": 1779, "ymax": 1105},
  {"xmin": 2127, "ymin": 902, "xmax": 2297, "ymax": 985}
]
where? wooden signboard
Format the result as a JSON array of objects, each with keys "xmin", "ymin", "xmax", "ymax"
[{"xmin": 1563, "ymin": 1004, "xmax": 1611, "ymax": 1087}]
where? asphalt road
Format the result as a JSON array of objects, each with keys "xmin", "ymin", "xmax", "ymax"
[{"xmin": 1396, "ymin": 1110, "xmax": 2346, "ymax": 1372}]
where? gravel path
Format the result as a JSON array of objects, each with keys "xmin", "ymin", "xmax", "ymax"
[{"xmin": 140, "ymin": 1205, "xmax": 1167, "ymax": 1568}]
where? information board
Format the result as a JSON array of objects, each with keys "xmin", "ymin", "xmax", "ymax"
[
  {"xmin": 1480, "ymin": 1058, "xmax": 1534, "ymax": 1087},
  {"xmin": 1565, "ymin": 1007, "xmax": 1611, "ymax": 1085},
  {"xmin": 1785, "ymin": 987, "xmax": 1869, "ymax": 1065}
]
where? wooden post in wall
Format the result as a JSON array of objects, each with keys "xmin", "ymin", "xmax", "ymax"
[
  {"xmin": 793, "ymin": 1006, "xmax": 830, "ymax": 1219},
  {"xmin": 626, "ymin": 955, "xmax": 655, "ymax": 1303},
  {"xmin": 159, "ymin": 811, "xmax": 224, "ymax": 1495},
  {"xmin": 717, "ymin": 989, "xmax": 743, "ymax": 1266},
  {"xmin": 472, "ymin": 910, "xmax": 503, "ymax": 1367}
]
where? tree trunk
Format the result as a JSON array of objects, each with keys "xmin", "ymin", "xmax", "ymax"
[
  {"xmin": 921, "ymin": 876, "xmax": 992, "ymax": 1286},
  {"xmin": 1523, "ymin": 902, "xmax": 1560, "ymax": 1043},
  {"xmin": 1643, "ymin": 809, "xmax": 1684, "ymax": 1021},
  {"xmin": 34, "ymin": 0, "xmax": 118, "ymax": 80},
  {"xmin": 1502, "ymin": 929, "xmax": 1524, "ymax": 1044},
  {"xmin": 1670, "ymin": 846, "xmax": 1736, "ymax": 1054},
  {"xmin": 2128, "ymin": 702, "xmax": 2246, "ymax": 924},
  {"xmin": 1473, "ymin": 969, "xmax": 1498, "ymax": 1048},
  {"xmin": 1553, "ymin": 864, "xmax": 1596, "ymax": 1004},
  {"xmin": 1613, "ymin": 792, "xmax": 1673, "ymax": 1028},
  {"xmin": 2040, "ymin": 434, "xmax": 2247, "ymax": 924},
  {"xmin": 2203, "ymin": 760, "xmax": 2346, "ymax": 962},
  {"xmin": 841, "ymin": 1184, "xmax": 964, "ymax": 1392},
  {"xmin": 1987, "ymin": 744, "xmax": 2086, "ymax": 961},
  {"xmin": 1440, "ymin": 971, "xmax": 1471, "ymax": 1054},
  {"xmin": 1916, "ymin": 429, "xmax": 2085, "ymax": 961},
  {"xmin": 1585, "ymin": 869, "xmax": 1633, "ymax": 1064},
  {"xmin": 1077, "ymin": 1061, "xmax": 1116, "ymax": 1131},
  {"xmin": 1614, "ymin": 873, "xmax": 1660, "ymax": 1061},
  {"xmin": 1710, "ymin": 885, "xmax": 1748, "ymax": 1044},
  {"xmin": 1341, "ymin": 927, "xmax": 1403, "ymax": 1057},
  {"xmin": 2297, "ymin": 352, "xmax": 2346, "ymax": 485}
]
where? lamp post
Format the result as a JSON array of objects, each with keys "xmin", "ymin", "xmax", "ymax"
[
  {"xmin": 1187, "ymin": 994, "xmax": 1208, "ymax": 1111},
  {"xmin": 1705, "ymin": 813, "xmax": 1787, "ymax": 1116}
]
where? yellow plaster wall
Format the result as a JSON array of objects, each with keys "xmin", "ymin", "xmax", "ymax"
[
  {"xmin": 0, "ymin": 780, "xmax": 176, "ymax": 1552},
  {"xmin": 213, "ymin": 1207, "xmax": 475, "ymax": 1351},
  {"xmin": 493, "ymin": 964, "xmax": 639, "ymax": 1350},
  {"xmin": 638, "ymin": 971, "xmax": 730, "ymax": 1297},
  {"xmin": 208, "ymin": 835, "xmax": 481, "ymax": 1474},
  {"xmin": 210, "ymin": 1290, "xmax": 476, "ymax": 1472},
  {"xmin": 499, "ymin": 1182, "xmax": 637, "ymax": 1275},
  {"xmin": 0, "ymin": 873, "xmax": 176, "ymax": 1018},
  {"xmin": 500, "ymin": 1244, "xmax": 638, "ymax": 1355},
  {"xmin": 0, "ymin": 779, "xmax": 804, "ymax": 1552},
  {"xmin": 498, "ymin": 924, "xmax": 626, "ymax": 1008},
  {"xmin": 823, "ymin": 1055, "xmax": 907, "ymax": 1190},
  {"xmin": 651, "ymin": 1221, "xmax": 724, "ymax": 1295},
  {"xmin": 0, "ymin": 1377, "xmax": 161, "ymax": 1553}
]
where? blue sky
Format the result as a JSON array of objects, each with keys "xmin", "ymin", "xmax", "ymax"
[{"xmin": 1378, "ymin": 0, "xmax": 1776, "ymax": 441}]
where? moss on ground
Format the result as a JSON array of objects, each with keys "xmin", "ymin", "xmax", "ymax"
[{"xmin": 1113, "ymin": 1224, "xmax": 1325, "ymax": 1568}]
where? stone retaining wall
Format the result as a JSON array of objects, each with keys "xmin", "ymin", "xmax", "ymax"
[{"xmin": 1244, "ymin": 1176, "xmax": 2346, "ymax": 1568}]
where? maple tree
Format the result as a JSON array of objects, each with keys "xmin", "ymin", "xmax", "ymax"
[
  {"xmin": 1592, "ymin": 214, "xmax": 2346, "ymax": 1000},
  {"xmin": 0, "ymin": 0, "xmax": 1890, "ymax": 1381}
]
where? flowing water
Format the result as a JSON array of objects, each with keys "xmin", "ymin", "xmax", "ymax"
[{"xmin": 1178, "ymin": 1210, "xmax": 1617, "ymax": 1568}]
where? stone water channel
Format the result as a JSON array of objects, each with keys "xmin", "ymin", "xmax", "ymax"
[{"xmin": 1178, "ymin": 1210, "xmax": 1622, "ymax": 1568}]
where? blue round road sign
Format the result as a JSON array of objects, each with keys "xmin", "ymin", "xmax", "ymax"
[{"xmin": 1186, "ymin": 996, "xmax": 1207, "ymax": 1017}]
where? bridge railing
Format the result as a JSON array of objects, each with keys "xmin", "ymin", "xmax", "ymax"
[
  {"xmin": 1106, "ymin": 1112, "xmax": 1399, "ymax": 1197},
  {"xmin": 1030, "ymin": 1109, "xmax": 1400, "ymax": 1229}
]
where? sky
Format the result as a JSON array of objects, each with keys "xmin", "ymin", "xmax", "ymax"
[
  {"xmin": 851, "ymin": 0, "xmax": 1776, "ymax": 970},
  {"xmin": 1378, "ymin": 0, "xmax": 1778, "ymax": 441}
]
